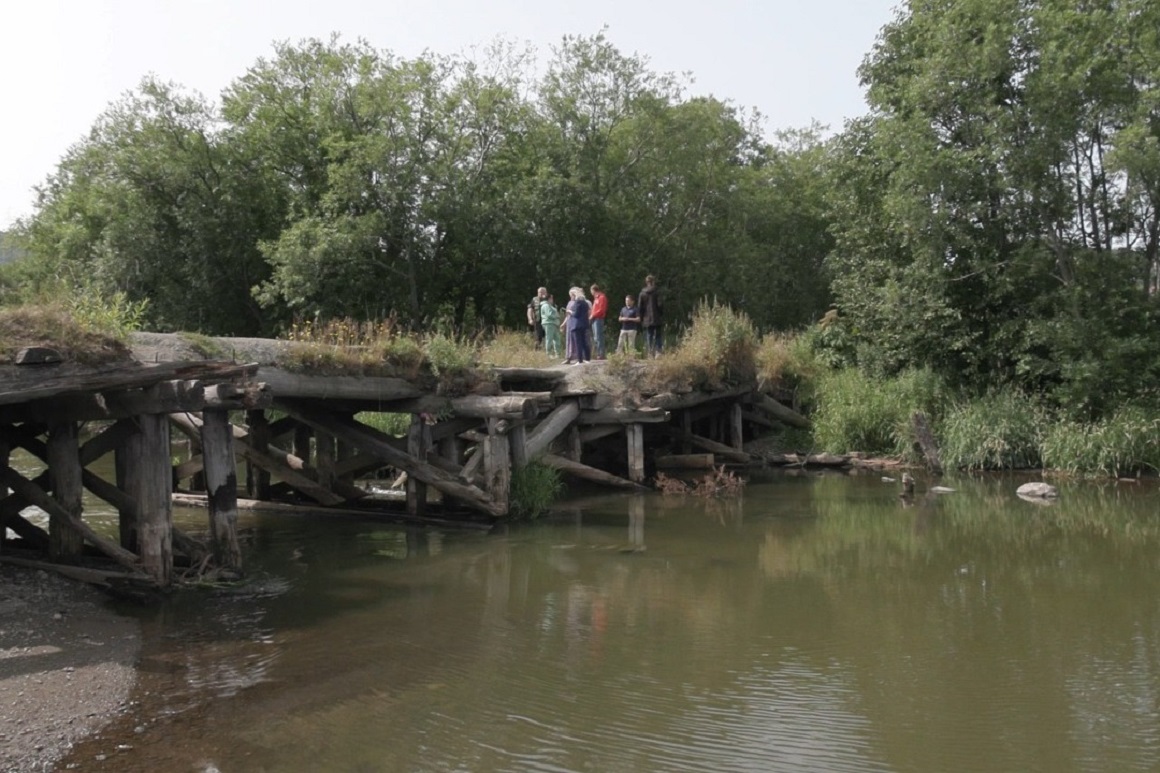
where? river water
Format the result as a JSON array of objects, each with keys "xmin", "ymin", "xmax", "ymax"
[{"xmin": 40, "ymin": 468, "xmax": 1160, "ymax": 772}]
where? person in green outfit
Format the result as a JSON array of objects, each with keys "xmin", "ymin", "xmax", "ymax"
[{"xmin": 540, "ymin": 293, "xmax": 563, "ymax": 357}]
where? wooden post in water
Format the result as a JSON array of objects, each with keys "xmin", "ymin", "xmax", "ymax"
[
  {"xmin": 626, "ymin": 423, "xmax": 645, "ymax": 483},
  {"xmin": 406, "ymin": 415, "xmax": 429, "ymax": 517},
  {"xmin": 47, "ymin": 422, "xmax": 84, "ymax": 562},
  {"xmin": 246, "ymin": 410, "xmax": 271, "ymax": 500},
  {"xmin": 200, "ymin": 409, "xmax": 242, "ymax": 573},
  {"xmin": 189, "ymin": 436, "xmax": 206, "ymax": 493},
  {"xmin": 510, "ymin": 424, "xmax": 529, "ymax": 471},
  {"xmin": 730, "ymin": 403, "xmax": 744, "ymax": 451},
  {"xmin": 114, "ymin": 436, "xmax": 136, "ymax": 551},
  {"xmin": 129, "ymin": 414, "xmax": 173, "ymax": 585},
  {"xmin": 316, "ymin": 431, "xmax": 337, "ymax": 491},
  {"xmin": 293, "ymin": 423, "xmax": 313, "ymax": 468},
  {"xmin": 567, "ymin": 425, "xmax": 582, "ymax": 462},
  {"xmin": 681, "ymin": 411, "xmax": 693, "ymax": 454},
  {"xmin": 484, "ymin": 418, "xmax": 511, "ymax": 514}
]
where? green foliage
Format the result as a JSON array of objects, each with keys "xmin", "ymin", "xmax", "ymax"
[
  {"xmin": 755, "ymin": 331, "xmax": 824, "ymax": 408},
  {"xmin": 1041, "ymin": 407, "xmax": 1160, "ymax": 477},
  {"xmin": 0, "ymin": 303, "xmax": 132, "ymax": 365},
  {"xmin": 65, "ymin": 280, "xmax": 149, "ymax": 340},
  {"xmin": 423, "ymin": 333, "xmax": 476, "ymax": 379},
  {"xmin": 648, "ymin": 300, "xmax": 757, "ymax": 392},
  {"xmin": 939, "ymin": 390, "xmax": 1048, "ymax": 471},
  {"xmin": 355, "ymin": 412, "xmax": 412, "ymax": 438},
  {"xmin": 510, "ymin": 462, "xmax": 564, "ymax": 519},
  {"xmin": 812, "ymin": 367, "xmax": 947, "ymax": 456}
]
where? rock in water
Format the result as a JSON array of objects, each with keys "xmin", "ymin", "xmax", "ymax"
[{"xmin": 1016, "ymin": 482, "xmax": 1058, "ymax": 498}]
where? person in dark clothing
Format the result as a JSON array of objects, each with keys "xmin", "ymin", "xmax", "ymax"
[
  {"xmin": 563, "ymin": 286, "xmax": 592, "ymax": 364},
  {"xmin": 638, "ymin": 274, "xmax": 663, "ymax": 358},
  {"xmin": 527, "ymin": 286, "xmax": 548, "ymax": 345}
]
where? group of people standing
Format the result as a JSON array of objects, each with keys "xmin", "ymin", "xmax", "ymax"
[{"xmin": 527, "ymin": 275, "xmax": 663, "ymax": 364}]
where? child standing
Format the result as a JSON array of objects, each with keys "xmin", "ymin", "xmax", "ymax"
[{"xmin": 617, "ymin": 294, "xmax": 641, "ymax": 356}]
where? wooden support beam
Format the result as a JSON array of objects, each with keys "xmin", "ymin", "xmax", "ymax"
[
  {"xmin": 567, "ymin": 425, "xmax": 582, "ymax": 462},
  {"xmin": 681, "ymin": 410, "xmax": 693, "ymax": 454},
  {"xmin": 0, "ymin": 379, "xmax": 207, "ymax": 424},
  {"xmin": 656, "ymin": 453, "xmax": 716, "ymax": 469},
  {"xmin": 731, "ymin": 403, "xmax": 744, "ymax": 451},
  {"xmin": 626, "ymin": 424, "xmax": 645, "ymax": 483},
  {"xmin": 393, "ymin": 394, "xmax": 541, "ymax": 421},
  {"xmin": 79, "ymin": 419, "xmax": 137, "ymax": 467},
  {"xmin": 579, "ymin": 425, "xmax": 621, "ymax": 445},
  {"xmin": 280, "ymin": 402, "xmax": 505, "ymax": 517},
  {"xmin": 47, "ymin": 422, "xmax": 84, "ymax": 562},
  {"xmin": 510, "ymin": 424, "xmax": 529, "ymax": 470},
  {"xmin": 660, "ymin": 426, "xmax": 753, "ymax": 464},
  {"xmin": 644, "ymin": 385, "xmax": 753, "ymax": 411},
  {"xmin": 484, "ymin": 418, "xmax": 511, "ymax": 514},
  {"xmin": 525, "ymin": 401, "xmax": 581, "ymax": 460},
  {"xmin": 541, "ymin": 453, "xmax": 649, "ymax": 491},
  {"xmin": 0, "ymin": 466, "xmax": 141, "ymax": 571},
  {"xmin": 576, "ymin": 407, "xmax": 669, "ymax": 425},
  {"xmin": 740, "ymin": 409, "xmax": 778, "ymax": 430},
  {"xmin": 246, "ymin": 409, "xmax": 271, "ymax": 499},
  {"xmin": 130, "ymin": 414, "xmax": 173, "ymax": 585},
  {"xmin": 753, "ymin": 394, "xmax": 810, "ymax": 429},
  {"xmin": 316, "ymin": 431, "xmax": 337, "ymax": 490},
  {"xmin": 406, "ymin": 415, "xmax": 429, "ymax": 517},
  {"xmin": 293, "ymin": 423, "xmax": 312, "ymax": 467},
  {"xmin": 201, "ymin": 409, "xmax": 243, "ymax": 572},
  {"xmin": 254, "ymin": 368, "xmax": 424, "ymax": 401}
]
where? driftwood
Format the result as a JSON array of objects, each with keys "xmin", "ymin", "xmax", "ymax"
[
  {"xmin": 911, "ymin": 411, "xmax": 943, "ymax": 475},
  {"xmin": 753, "ymin": 394, "xmax": 810, "ymax": 429},
  {"xmin": 541, "ymin": 453, "xmax": 649, "ymax": 491}
]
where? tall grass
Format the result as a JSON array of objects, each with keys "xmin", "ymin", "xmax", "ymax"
[
  {"xmin": 812, "ymin": 367, "xmax": 946, "ymax": 456},
  {"xmin": 510, "ymin": 462, "xmax": 564, "ymax": 519},
  {"xmin": 939, "ymin": 390, "xmax": 1047, "ymax": 470},
  {"xmin": 0, "ymin": 282, "xmax": 145, "ymax": 364},
  {"xmin": 1041, "ymin": 406, "xmax": 1160, "ymax": 477},
  {"xmin": 646, "ymin": 300, "xmax": 758, "ymax": 392}
]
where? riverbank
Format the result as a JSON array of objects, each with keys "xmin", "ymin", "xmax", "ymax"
[{"xmin": 0, "ymin": 564, "xmax": 140, "ymax": 772}]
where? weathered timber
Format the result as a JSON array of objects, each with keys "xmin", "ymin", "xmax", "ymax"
[
  {"xmin": 541, "ymin": 453, "xmax": 649, "ymax": 491},
  {"xmin": 79, "ymin": 419, "xmax": 137, "ymax": 467},
  {"xmin": 406, "ymin": 416, "xmax": 429, "ymax": 517},
  {"xmin": 47, "ymin": 422, "xmax": 84, "ymax": 562},
  {"xmin": 525, "ymin": 401, "xmax": 581, "ymax": 460},
  {"xmin": 681, "ymin": 411, "xmax": 693, "ymax": 454},
  {"xmin": 131, "ymin": 414, "xmax": 173, "ymax": 585},
  {"xmin": 739, "ymin": 409, "xmax": 778, "ymax": 431},
  {"xmin": 566, "ymin": 425, "xmax": 582, "ymax": 462},
  {"xmin": 0, "ymin": 555, "xmax": 155, "ymax": 591},
  {"xmin": 731, "ymin": 404, "xmax": 744, "ymax": 451},
  {"xmin": 245, "ymin": 410, "xmax": 271, "ymax": 499},
  {"xmin": 491, "ymin": 367, "xmax": 567, "ymax": 384},
  {"xmin": 578, "ymin": 425, "xmax": 621, "ymax": 445},
  {"xmin": 280, "ymin": 402, "xmax": 505, "ymax": 517},
  {"xmin": 204, "ymin": 382, "xmax": 272, "ymax": 410},
  {"xmin": 170, "ymin": 413, "xmax": 351, "ymax": 507},
  {"xmin": 0, "ymin": 361, "xmax": 255, "ymax": 407},
  {"xmin": 429, "ymin": 417, "xmax": 482, "ymax": 443},
  {"xmin": 0, "ymin": 379, "xmax": 209, "ymax": 424},
  {"xmin": 510, "ymin": 424, "xmax": 529, "ymax": 470},
  {"xmin": 255, "ymin": 367, "xmax": 424, "ymax": 402},
  {"xmin": 644, "ymin": 385, "xmax": 753, "ymax": 411},
  {"xmin": 174, "ymin": 455, "xmax": 204, "ymax": 482},
  {"xmin": 911, "ymin": 411, "xmax": 944, "ymax": 475},
  {"xmin": 656, "ymin": 453, "xmax": 717, "ymax": 469},
  {"xmin": 201, "ymin": 409, "xmax": 243, "ymax": 572},
  {"xmin": 626, "ymin": 424, "xmax": 645, "ymax": 483},
  {"xmin": 393, "ymin": 394, "xmax": 541, "ymax": 420},
  {"xmin": 576, "ymin": 407, "xmax": 669, "ymax": 425},
  {"xmin": 660, "ymin": 426, "xmax": 753, "ymax": 464},
  {"xmin": 316, "ymin": 431, "xmax": 337, "ymax": 490},
  {"xmin": 753, "ymin": 394, "xmax": 810, "ymax": 429},
  {"xmin": 483, "ymin": 418, "xmax": 510, "ymax": 513},
  {"xmin": 0, "ymin": 467, "xmax": 140, "ymax": 571}
]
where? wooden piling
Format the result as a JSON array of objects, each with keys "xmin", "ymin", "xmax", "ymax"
[
  {"xmin": 731, "ymin": 404, "xmax": 744, "ymax": 451},
  {"xmin": 246, "ymin": 409, "xmax": 272, "ymax": 500},
  {"xmin": 132, "ymin": 415, "xmax": 173, "ymax": 585},
  {"xmin": 406, "ymin": 415, "xmax": 429, "ymax": 517},
  {"xmin": 626, "ymin": 424, "xmax": 645, "ymax": 483},
  {"xmin": 200, "ymin": 409, "xmax": 242, "ymax": 573},
  {"xmin": 47, "ymin": 422, "xmax": 84, "ymax": 563},
  {"xmin": 484, "ymin": 418, "xmax": 511, "ymax": 513}
]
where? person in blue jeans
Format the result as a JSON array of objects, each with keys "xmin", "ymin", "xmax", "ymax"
[
  {"xmin": 589, "ymin": 284, "xmax": 608, "ymax": 359},
  {"xmin": 563, "ymin": 286, "xmax": 591, "ymax": 364},
  {"xmin": 617, "ymin": 294, "xmax": 641, "ymax": 356}
]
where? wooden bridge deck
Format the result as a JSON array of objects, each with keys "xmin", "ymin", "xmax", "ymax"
[{"xmin": 0, "ymin": 333, "xmax": 811, "ymax": 592}]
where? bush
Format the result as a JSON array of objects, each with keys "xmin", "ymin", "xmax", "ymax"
[
  {"xmin": 939, "ymin": 390, "xmax": 1047, "ymax": 470},
  {"xmin": 755, "ymin": 331, "xmax": 824, "ymax": 408},
  {"xmin": 510, "ymin": 462, "xmax": 564, "ymax": 519},
  {"xmin": 647, "ymin": 300, "xmax": 758, "ymax": 392},
  {"xmin": 812, "ymin": 367, "xmax": 947, "ymax": 456},
  {"xmin": 423, "ymin": 332, "xmax": 476, "ymax": 378},
  {"xmin": 1041, "ymin": 406, "xmax": 1160, "ymax": 477}
]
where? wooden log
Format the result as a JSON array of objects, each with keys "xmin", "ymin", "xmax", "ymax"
[
  {"xmin": 79, "ymin": 419, "xmax": 137, "ymax": 467},
  {"xmin": 439, "ymin": 435, "xmax": 464, "ymax": 467},
  {"xmin": 0, "ymin": 466, "xmax": 140, "ymax": 570},
  {"xmin": 279, "ymin": 402, "xmax": 505, "ymax": 517},
  {"xmin": 660, "ymin": 426, "xmax": 753, "ymax": 464},
  {"xmin": 132, "ymin": 414, "xmax": 173, "ymax": 585},
  {"xmin": 541, "ymin": 453, "xmax": 649, "ymax": 491},
  {"xmin": 316, "ymin": 431, "xmax": 337, "ymax": 490},
  {"xmin": 406, "ymin": 416, "xmax": 429, "ymax": 517},
  {"xmin": 174, "ymin": 455, "xmax": 205, "ymax": 482},
  {"xmin": 911, "ymin": 411, "xmax": 944, "ymax": 475},
  {"xmin": 579, "ymin": 425, "xmax": 621, "ymax": 444},
  {"xmin": 510, "ymin": 424, "xmax": 529, "ymax": 470},
  {"xmin": 392, "ymin": 394, "xmax": 540, "ymax": 420},
  {"xmin": 429, "ymin": 417, "xmax": 482, "ymax": 442},
  {"xmin": 761, "ymin": 452, "xmax": 851, "ymax": 467},
  {"xmin": 0, "ymin": 361, "xmax": 254, "ymax": 408},
  {"xmin": 246, "ymin": 410, "xmax": 271, "ymax": 499},
  {"xmin": 567, "ymin": 425, "xmax": 582, "ymax": 462},
  {"xmin": 739, "ymin": 409, "xmax": 778, "ymax": 431},
  {"xmin": 731, "ymin": 403, "xmax": 744, "ymax": 451},
  {"xmin": 644, "ymin": 385, "xmax": 753, "ymax": 410},
  {"xmin": 655, "ymin": 453, "xmax": 716, "ymax": 470},
  {"xmin": 170, "ymin": 493, "xmax": 495, "ymax": 530},
  {"xmin": 204, "ymin": 382, "xmax": 272, "ymax": 410},
  {"xmin": 753, "ymin": 394, "xmax": 810, "ymax": 429},
  {"xmin": 576, "ymin": 407, "xmax": 669, "ymax": 425},
  {"xmin": 0, "ymin": 379, "xmax": 208, "ymax": 424},
  {"xmin": 293, "ymin": 423, "xmax": 312, "ymax": 466},
  {"xmin": 254, "ymin": 368, "xmax": 424, "ymax": 402},
  {"xmin": 626, "ymin": 424, "xmax": 645, "ymax": 483},
  {"xmin": 201, "ymin": 409, "xmax": 243, "ymax": 572},
  {"xmin": 491, "ymin": 367, "xmax": 567, "ymax": 383},
  {"xmin": 47, "ymin": 422, "xmax": 85, "ymax": 562},
  {"xmin": 525, "ymin": 401, "xmax": 581, "ymax": 460},
  {"xmin": 484, "ymin": 418, "xmax": 510, "ymax": 514}
]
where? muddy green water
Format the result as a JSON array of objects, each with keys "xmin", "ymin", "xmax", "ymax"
[{"xmin": 47, "ymin": 470, "xmax": 1160, "ymax": 772}]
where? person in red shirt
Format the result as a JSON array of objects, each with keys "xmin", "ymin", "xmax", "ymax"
[{"xmin": 589, "ymin": 284, "xmax": 609, "ymax": 359}]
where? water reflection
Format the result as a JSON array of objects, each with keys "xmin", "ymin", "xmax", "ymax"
[{"xmin": 58, "ymin": 472, "xmax": 1160, "ymax": 772}]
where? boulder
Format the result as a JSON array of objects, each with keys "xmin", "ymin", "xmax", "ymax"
[{"xmin": 1016, "ymin": 482, "xmax": 1058, "ymax": 499}]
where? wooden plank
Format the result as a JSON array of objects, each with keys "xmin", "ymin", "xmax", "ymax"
[
  {"xmin": 280, "ymin": 402, "xmax": 505, "ymax": 517},
  {"xmin": 79, "ymin": 419, "xmax": 137, "ymax": 467},
  {"xmin": 0, "ymin": 361, "xmax": 255, "ymax": 408},
  {"xmin": 47, "ymin": 422, "xmax": 85, "ymax": 562},
  {"xmin": 201, "ymin": 409, "xmax": 243, "ymax": 572},
  {"xmin": 541, "ymin": 453, "xmax": 649, "ymax": 491}
]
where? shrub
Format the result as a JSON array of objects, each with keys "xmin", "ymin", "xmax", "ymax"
[
  {"xmin": 510, "ymin": 462, "xmax": 564, "ymax": 519},
  {"xmin": 755, "ymin": 331, "xmax": 824, "ymax": 408},
  {"xmin": 423, "ymin": 332, "xmax": 476, "ymax": 379},
  {"xmin": 1041, "ymin": 406, "xmax": 1160, "ymax": 476},
  {"xmin": 812, "ymin": 367, "xmax": 947, "ymax": 456},
  {"xmin": 646, "ymin": 300, "xmax": 758, "ymax": 392},
  {"xmin": 939, "ymin": 390, "xmax": 1047, "ymax": 470}
]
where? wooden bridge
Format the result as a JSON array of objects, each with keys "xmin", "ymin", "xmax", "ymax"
[{"xmin": 0, "ymin": 333, "xmax": 811, "ymax": 592}]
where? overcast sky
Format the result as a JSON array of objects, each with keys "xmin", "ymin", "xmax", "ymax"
[{"xmin": 0, "ymin": 0, "xmax": 900, "ymax": 229}]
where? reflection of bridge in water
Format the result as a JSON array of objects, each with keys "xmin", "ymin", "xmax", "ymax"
[{"xmin": 0, "ymin": 332, "xmax": 811, "ymax": 591}]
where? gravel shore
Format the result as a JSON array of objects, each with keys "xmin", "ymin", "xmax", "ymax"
[{"xmin": 0, "ymin": 565, "xmax": 140, "ymax": 773}]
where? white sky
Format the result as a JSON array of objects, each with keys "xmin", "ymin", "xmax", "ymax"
[{"xmin": 0, "ymin": 0, "xmax": 900, "ymax": 229}]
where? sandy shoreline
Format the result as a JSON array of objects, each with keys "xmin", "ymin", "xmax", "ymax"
[{"xmin": 0, "ymin": 565, "xmax": 140, "ymax": 773}]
